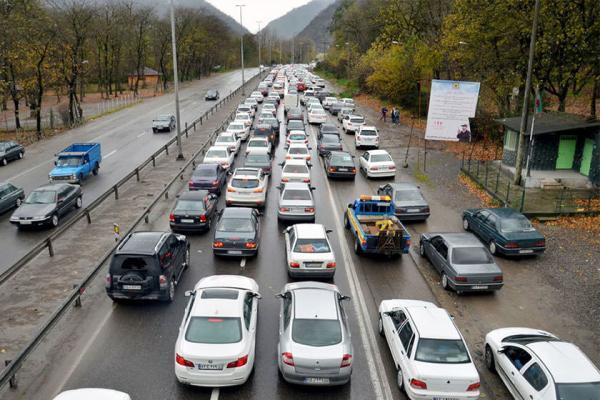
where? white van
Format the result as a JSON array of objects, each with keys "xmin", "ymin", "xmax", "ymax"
[{"xmin": 284, "ymin": 93, "xmax": 299, "ymax": 113}]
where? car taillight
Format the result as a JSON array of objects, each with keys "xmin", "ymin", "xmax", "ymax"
[
  {"xmin": 289, "ymin": 262, "xmax": 300, "ymax": 268},
  {"xmin": 410, "ymin": 378, "xmax": 427, "ymax": 390},
  {"xmin": 253, "ymin": 188, "xmax": 264, "ymax": 193},
  {"xmin": 389, "ymin": 165, "xmax": 396, "ymax": 170},
  {"xmin": 169, "ymin": 213, "xmax": 175, "ymax": 222},
  {"xmin": 227, "ymin": 187, "xmax": 236, "ymax": 192},
  {"xmin": 505, "ymin": 242, "xmax": 519, "ymax": 248},
  {"xmin": 455, "ymin": 276, "xmax": 467, "ymax": 282},
  {"xmin": 282, "ymin": 352, "xmax": 295, "ymax": 366},
  {"xmin": 422, "ymin": 207, "xmax": 430, "ymax": 213},
  {"xmin": 105, "ymin": 274, "xmax": 111, "ymax": 288},
  {"xmin": 326, "ymin": 262, "xmax": 336, "ymax": 268},
  {"xmin": 159, "ymin": 275, "xmax": 168, "ymax": 288},
  {"xmin": 199, "ymin": 214, "xmax": 207, "ymax": 222},
  {"xmin": 176, "ymin": 354, "xmax": 194, "ymax": 368},
  {"xmin": 245, "ymin": 242, "xmax": 257, "ymax": 249},
  {"xmin": 328, "ymin": 167, "xmax": 336, "ymax": 173},
  {"xmin": 340, "ymin": 354, "xmax": 352, "ymax": 367},
  {"xmin": 370, "ymin": 166, "xmax": 379, "ymax": 171},
  {"xmin": 493, "ymin": 275, "xmax": 503, "ymax": 282},
  {"xmin": 302, "ymin": 178, "xmax": 310, "ymax": 183},
  {"xmin": 213, "ymin": 241, "xmax": 224, "ymax": 248},
  {"xmin": 281, "ymin": 178, "xmax": 289, "ymax": 182},
  {"xmin": 534, "ymin": 240, "xmax": 545, "ymax": 247},
  {"xmin": 351, "ymin": 168, "xmax": 357, "ymax": 173},
  {"xmin": 280, "ymin": 207, "xmax": 290, "ymax": 212},
  {"xmin": 286, "ymin": 156, "xmax": 291, "ymax": 159},
  {"xmin": 467, "ymin": 382, "xmax": 481, "ymax": 391},
  {"xmin": 226, "ymin": 355, "xmax": 248, "ymax": 368},
  {"xmin": 212, "ymin": 180, "xmax": 219, "ymax": 186},
  {"xmin": 305, "ymin": 207, "xmax": 315, "ymax": 213},
  {"xmin": 188, "ymin": 180, "xmax": 194, "ymax": 187},
  {"xmin": 306, "ymin": 156, "xmax": 311, "ymax": 160}
]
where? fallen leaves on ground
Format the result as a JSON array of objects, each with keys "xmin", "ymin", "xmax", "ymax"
[
  {"xmin": 458, "ymin": 173, "xmax": 498, "ymax": 207},
  {"xmin": 445, "ymin": 141, "xmax": 503, "ymax": 161},
  {"xmin": 543, "ymin": 215, "xmax": 600, "ymax": 234}
]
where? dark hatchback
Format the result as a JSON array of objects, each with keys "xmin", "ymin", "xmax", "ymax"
[
  {"xmin": 259, "ymin": 116, "xmax": 279, "ymax": 132},
  {"xmin": 244, "ymin": 152, "xmax": 272, "ymax": 174},
  {"xmin": 205, "ymin": 89, "xmax": 220, "ymax": 100},
  {"xmin": 317, "ymin": 133, "xmax": 343, "ymax": 155},
  {"xmin": 9, "ymin": 183, "xmax": 82, "ymax": 228},
  {"xmin": 253, "ymin": 123, "xmax": 277, "ymax": 144},
  {"xmin": 329, "ymin": 102, "xmax": 344, "ymax": 115},
  {"xmin": 286, "ymin": 120, "xmax": 305, "ymax": 135},
  {"xmin": 287, "ymin": 107, "xmax": 304, "ymax": 122},
  {"xmin": 212, "ymin": 207, "xmax": 261, "ymax": 257},
  {"xmin": 169, "ymin": 190, "xmax": 218, "ymax": 233},
  {"xmin": 377, "ymin": 183, "xmax": 430, "ymax": 221},
  {"xmin": 0, "ymin": 141, "xmax": 25, "ymax": 166},
  {"xmin": 106, "ymin": 231, "xmax": 190, "ymax": 302},
  {"xmin": 319, "ymin": 123, "xmax": 339, "ymax": 138},
  {"xmin": 462, "ymin": 207, "xmax": 546, "ymax": 256},
  {"xmin": 0, "ymin": 182, "xmax": 25, "ymax": 214},
  {"xmin": 323, "ymin": 151, "xmax": 356, "ymax": 179},
  {"xmin": 188, "ymin": 163, "xmax": 227, "ymax": 194}
]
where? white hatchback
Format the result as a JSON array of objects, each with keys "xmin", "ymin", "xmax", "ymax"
[
  {"xmin": 280, "ymin": 159, "xmax": 311, "ymax": 184},
  {"xmin": 284, "ymin": 223, "xmax": 336, "ymax": 278},
  {"xmin": 226, "ymin": 122, "xmax": 250, "ymax": 141},
  {"xmin": 286, "ymin": 131, "xmax": 308, "ymax": 148},
  {"xmin": 215, "ymin": 132, "xmax": 241, "ymax": 155},
  {"xmin": 226, "ymin": 168, "xmax": 269, "ymax": 207},
  {"xmin": 342, "ymin": 114, "xmax": 365, "ymax": 134},
  {"xmin": 175, "ymin": 275, "xmax": 261, "ymax": 387},
  {"xmin": 378, "ymin": 299, "xmax": 480, "ymax": 399},
  {"xmin": 237, "ymin": 104, "xmax": 254, "ymax": 118},
  {"xmin": 244, "ymin": 97, "xmax": 258, "ymax": 109},
  {"xmin": 286, "ymin": 143, "xmax": 312, "ymax": 161},
  {"xmin": 250, "ymin": 91, "xmax": 264, "ymax": 103},
  {"xmin": 235, "ymin": 112, "xmax": 252, "ymax": 128},
  {"xmin": 53, "ymin": 389, "xmax": 131, "ymax": 400},
  {"xmin": 262, "ymin": 103, "xmax": 277, "ymax": 116},
  {"xmin": 203, "ymin": 146, "xmax": 235, "ymax": 170},
  {"xmin": 358, "ymin": 150, "xmax": 396, "ymax": 178},
  {"xmin": 246, "ymin": 137, "xmax": 272, "ymax": 156},
  {"xmin": 355, "ymin": 126, "xmax": 379, "ymax": 148}
]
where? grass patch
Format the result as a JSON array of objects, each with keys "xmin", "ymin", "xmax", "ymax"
[
  {"xmin": 315, "ymin": 69, "xmax": 360, "ymax": 98},
  {"xmin": 414, "ymin": 168, "xmax": 431, "ymax": 186}
]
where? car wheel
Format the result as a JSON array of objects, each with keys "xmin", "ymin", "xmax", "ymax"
[
  {"xmin": 206, "ymin": 216, "xmax": 212, "ymax": 231},
  {"xmin": 462, "ymin": 218, "xmax": 469, "ymax": 231},
  {"xmin": 397, "ymin": 368, "xmax": 404, "ymax": 390},
  {"xmin": 378, "ymin": 316, "xmax": 385, "ymax": 337},
  {"xmin": 164, "ymin": 280, "xmax": 175, "ymax": 303},
  {"xmin": 419, "ymin": 241, "xmax": 425, "ymax": 257},
  {"xmin": 1, "ymin": 158, "xmax": 7, "ymax": 166},
  {"xmin": 92, "ymin": 164, "xmax": 99, "ymax": 176},
  {"xmin": 489, "ymin": 240, "xmax": 497, "ymax": 255},
  {"xmin": 18, "ymin": 151, "xmax": 23, "ymax": 159},
  {"xmin": 344, "ymin": 213, "xmax": 350, "ymax": 229},
  {"xmin": 354, "ymin": 238, "xmax": 362, "ymax": 255},
  {"xmin": 152, "ymin": 128, "xmax": 157, "ymax": 133},
  {"xmin": 441, "ymin": 273, "xmax": 450, "ymax": 290},
  {"xmin": 51, "ymin": 214, "xmax": 59, "ymax": 227},
  {"xmin": 75, "ymin": 196, "xmax": 82, "ymax": 209},
  {"xmin": 485, "ymin": 345, "xmax": 497, "ymax": 373},
  {"xmin": 16, "ymin": 198, "xmax": 22, "ymax": 207}
]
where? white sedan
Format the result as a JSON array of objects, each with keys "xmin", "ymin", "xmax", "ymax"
[
  {"xmin": 214, "ymin": 132, "xmax": 241, "ymax": 155},
  {"xmin": 226, "ymin": 122, "xmax": 250, "ymax": 141},
  {"xmin": 484, "ymin": 327, "xmax": 600, "ymax": 400},
  {"xmin": 226, "ymin": 168, "xmax": 269, "ymax": 208},
  {"xmin": 246, "ymin": 137, "xmax": 272, "ymax": 156},
  {"xmin": 355, "ymin": 126, "xmax": 379, "ymax": 148},
  {"xmin": 285, "ymin": 131, "xmax": 308, "ymax": 148},
  {"xmin": 342, "ymin": 114, "xmax": 365, "ymax": 134},
  {"xmin": 262, "ymin": 103, "xmax": 277, "ymax": 116},
  {"xmin": 286, "ymin": 143, "xmax": 311, "ymax": 161},
  {"xmin": 280, "ymin": 159, "xmax": 311, "ymax": 184},
  {"xmin": 379, "ymin": 299, "xmax": 480, "ymax": 399},
  {"xmin": 235, "ymin": 112, "xmax": 253, "ymax": 128},
  {"xmin": 284, "ymin": 223, "xmax": 336, "ymax": 278},
  {"xmin": 358, "ymin": 149, "xmax": 396, "ymax": 178},
  {"xmin": 175, "ymin": 275, "xmax": 261, "ymax": 387},
  {"xmin": 53, "ymin": 389, "xmax": 131, "ymax": 400},
  {"xmin": 250, "ymin": 91, "xmax": 264, "ymax": 103},
  {"xmin": 203, "ymin": 146, "xmax": 235, "ymax": 170},
  {"xmin": 307, "ymin": 108, "xmax": 327, "ymax": 125}
]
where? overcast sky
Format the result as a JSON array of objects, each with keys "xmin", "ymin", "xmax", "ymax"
[{"xmin": 206, "ymin": 0, "xmax": 312, "ymax": 33}]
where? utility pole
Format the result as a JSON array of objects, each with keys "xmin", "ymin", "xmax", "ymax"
[
  {"xmin": 256, "ymin": 21, "xmax": 262, "ymax": 75},
  {"xmin": 513, "ymin": 0, "xmax": 541, "ymax": 185},
  {"xmin": 291, "ymin": 39, "xmax": 295, "ymax": 64},
  {"xmin": 279, "ymin": 40, "xmax": 282, "ymax": 64},
  {"xmin": 236, "ymin": 4, "xmax": 246, "ymax": 96},
  {"xmin": 170, "ymin": 0, "xmax": 184, "ymax": 160}
]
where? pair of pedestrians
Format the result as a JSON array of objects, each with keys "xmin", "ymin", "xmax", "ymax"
[{"xmin": 380, "ymin": 106, "xmax": 400, "ymax": 124}]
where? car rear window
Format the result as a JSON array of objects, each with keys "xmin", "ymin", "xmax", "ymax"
[
  {"xmin": 415, "ymin": 339, "xmax": 471, "ymax": 364},
  {"xmin": 394, "ymin": 189, "xmax": 423, "ymax": 202},
  {"xmin": 350, "ymin": 117, "xmax": 364, "ymax": 123},
  {"xmin": 283, "ymin": 164, "xmax": 308, "ymax": 174},
  {"xmin": 193, "ymin": 167, "xmax": 215, "ymax": 177},
  {"xmin": 556, "ymin": 382, "xmax": 600, "ymax": 400},
  {"xmin": 289, "ymin": 134, "xmax": 306, "ymax": 140},
  {"xmin": 360, "ymin": 130, "xmax": 377, "ymax": 136},
  {"xmin": 217, "ymin": 136, "xmax": 234, "ymax": 143},
  {"xmin": 217, "ymin": 217, "xmax": 254, "ymax": 232},
  {"xmin": 292, "ymin": 319, "xmax": 342, "ymax": 347},
  {"xmin": 288, "ymin": 121, "xmax": 304, "ymax": 130},
  {"xmin": 289, "ymin": 147, "xmax": 308, "ymax": 155},
  {"xmin": 283, "ymin": 189, "xmax": 311, "ymax": 201},
  {"xmin": 229, "ymin": 124, "xmax": 244, "ymax": 130},
  {"xmin": 331, "ymin": 154, "xmax": 353, "ymax": 164},
  {"xmin": 248, "ymin": 140, "xmax": 267, "ymax": 147},
  {"xmin": 371, "ymin": 154, "xmax": 392, "ymax": 162},
  {"xmin": 322, "ymin": 135, "xmax": 339, "ymax": 143},
  {"xmin": 246, "ymin": 154, "xmax": 269, "ymax": 163},
  {"xmin": 185, "ymin": 317, "xmax": 242, "ymax": 344},
  {"xmin": 111, "ymin": 255, "xmax": 155, "ymax": 272},
  {"xmin": 232, "ymin": 178, "xmax": 259, "ymax": 189},
  {"xmin": 206, "ymin": 149, "xmax": 227, "ymax": 158},
  {"xmin": 500, "ymin": 217, "xmax": 534, "ymax": 233},
  {"xmin": 175, "ymin": 200, "xmax": 205, "ymax": 212},
  {"xmin": 293, "ymin": 238, "xmax": 331, "ymax": 253},
  {"xmin": 452, "ymin": 247, "xmax": 493, "ymax": 264}
]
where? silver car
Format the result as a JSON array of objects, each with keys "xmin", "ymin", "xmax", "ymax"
[
  {"xmin": 419, "ymin": 232, "xmax": 504, "ymax": 293},
  {"xmin": 277, "ymin": 182, "xmax": 315, "ymax": 222},
  {"xmin": 277, "ymin": 282, "xmax": 353, "ymax": 386}
]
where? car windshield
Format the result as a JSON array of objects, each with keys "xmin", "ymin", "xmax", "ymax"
[
  {"xmin": 288, "ymin": 121, "xmax": 304, "ymax": 130},
  {"xmin": 229, "ymin": 124, "xmax": 244, "ymax": 130},
  {"xmin": 263, "ymin": 118, "xmax": 277, "ymax": 124},
  {"xmin": 206, "ymin": 149, "xmax": 227, "ymax": 158},
  {"xmin": 292, "ymin": 319, "xmax": 342, "ymax": 347},
  {"xmin": 217, "ymin": 136, "xmax": 234, "ymax": 143},
  {"xmin": 194, "ymin": 167, "xmax": 215, "ymax": 177},
  {"xmin": 555, "ymin": 382, "xmax": 600, "ymax": 400},
  {"xmin": 56, "ymin": 157, "xmax": 81, "ymax": 167},
  {"xmin": 289, "ymin": 134, "xmax": 306, "ymax": 140},
  {"xmin": 207, "ymin": 90, "xmax": 216, "ymax": 96},
  {"xmin": 331, "ymin": 154, "xmax": 353, "ymax": 164},
  {"xmin": 452, "ymin": 247, "xmax": 493, "ymax": 264},
  {"xmin": 350, "ymin": 117, "xmax": 364, "ymax": 123},
  {"xmin": 232, "ymin": 178, "xmax": 259, "ymax": 189},
  {"xmin": 371, "ymin": 154, "xmax": 392, "ymax": 162},
  {"xmin": 293, "ymin": 238, "xmax": 330, "ymax": 253},
  {"xmin": 25, "ymin": 190, "xmax": 56, "ymax": 204},
  {"xmin": 0, "ymin": 143, "xmax": 10, "ymax": 151},
  {"xmin": 185, "ymin": 317, "xmax": 242, "ymax": 344},
  {"xmin": 394, "ymin": 189, "xmax": 423, "ymax": 202},
  {"xmin": 289, "ymin": 147, "xmax": 308, "ymax": 155},
  {"xmin": 218, "ymin": 217, "xmax": 254, "ymax": 232},
  {"xmin": 283, "ymin": 189, "xmax": 311, "ymax": 201},
  {"xmin": 500, "ymin": 216, "xmax": 534, "ymax": 232},
  {"xmin": 283, "ymin": 164, "xmax": 308, "ymax": 174},
  {"xmin": 246, "ymin": 155, "xmax": 269, "ymax": 163},
  {"xmin": 360, "ymin": 130, "xmax": 377, "ymax": 136},
  {"xmin": 249, "ymin": 141, "xmax": 267, "ymax": 147},
  {"xmin": 156, "ymin": 116, "xmax": 171, "ymax": 121},
  {"xmin": 236, "ymin": 114, "xmax": 249, "ymax": 120},
  {"xmin": 322, "ymin": 135, "xmax": 339, "ymax": 143},
  {"xmin": 175, "ymin": 200, "xmax": 205, "ymax": 212},
  {"xmin": 415, "ymin": 339, "xmax": 471, "ymax": 364}
]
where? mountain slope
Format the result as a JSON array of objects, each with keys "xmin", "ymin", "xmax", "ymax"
[
  {"xmin": 263, "ymin": 0, "xmax": 336, "ymax": 40},
  {"xmin": 296, "ymin": 0, "xmax": 342, "ymax": 52}
]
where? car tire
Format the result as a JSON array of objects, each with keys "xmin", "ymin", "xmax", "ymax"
[
  {"xmin": 51, "ymin": 214, "xmax": 59, "ymax": 227},
  {"xmin": 75, "ymin": 196, "xmax": 82, "ymax": 209},
  {"xmin": 354, "ymin": 238, "xmax": 362, "ymax": 255},
  {"xmin": 152, "ymin": 128, "xmax": 157, "ymax": 133},
  {"xmin": 485, "ymin": 345, "xmax": 497, "ymax": 373},
  {"xmin": 18, "ymin": 151, "xmax": 24, "ymax": 159},
  {"xmin": 397, "ymin": 368, "xmax": 404, "ymax": 391},
  {"xmin": 1, "ymin": 158, "xmax": 7, "ymax": 166},
  {"xmin": 164, "ymin": 280, "xmax": 175, "ymax": 303},
  {"xmin": 16, "ymin": 198, "xmax": 22, "ymax": 207},
  {"xmin": 92, "ymin": 164, "xmax": 99, "ymax": 176},
  {"xmin": 206, "ymin": 216, "xmax": 212, "ymax": 231},
  {"xmin": 183, "ymin": 248, "xmax": 190, "ymax": 269},
  {"xmin": 441, "ymin": 273, "xmax": 450, "ymax": 290},
  {"xmin": 378, "ymin": 316, "xmax": 385, "ymax": 337},
  {"xmin": 419, "ymin": 241, "xmax": 425, "ymax": 257},
  {"xmin": 463, "ymin": 218, "xmax": 469, "ymax": 231},
  {"xmin": 489, "ymin": 240, "xmax": 497, "ymax": 255},
  {"xmin": 344, "ymin": 213, "xmax": 350, "ymax": 229}
]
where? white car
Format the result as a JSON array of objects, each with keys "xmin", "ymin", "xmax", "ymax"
[
  {"xmin": 286, "ymin": 143, "xmax": 311, "ymax": 161},
  {"xmin": 359, "ymin": 149, "xmax": 396, "ymax": 178},
  {"xmin": 237, "ymin": 104, "xmax": 254, "ymax": 118},
  {"xmin": 261, "ymin": 103, "xmax": 277, "ymax": 116},
  {"xmin": 484, "ymin": 327, "xmax": 600, "ymax": 400},
  {"xmin": 246, "ymin": 137, "xmax": 272, "ymax": 156},
  {"xmin": 250, "ymin": 91, "xmax": 264, "ymax": 103},
  {"xmin": 307, "ymin": 108, "xmax": 327, "ymax": 125},
  {"xmin": 284, "ymin": 223, "xmax": 336, "ymax": 278},
  {"xmin": 215, "ymin": 132, "xmax": 241, "ymax": 155},
  {"xmin": 355, "ymin": 126, "xmax": 379, "ymax": 148},
  {"xmin": 301, "ymin": 90, "xmax": 315, "ymax": 105},
  {"xmin": 340, "ymin": 98, "xmax": 355, "ymax": 111},
  {"xmin": 226, "ymin": 122, "xmax": 250, "ymax": 141},
  {"xmin": 277, "ymin": 182, "xmax": 315, "ymax": 222},
  {"xmin": 226, "ymin": 168, "xmax": 269, "ymax": 207},
  {"xmin": 235, "ymin": 112, "xmax": 253, "ymax": 128},
  {"xmin": 285, "ymin": 131, "xmax": 308, "ymax": 148},
  {"xmin": 203, "ymin": 146, "xmax": 234, "ymax": 170},
  {"xmin": 174, "ymin": 275, "xmax": 261, "ymax": 387},
  {"xmin": 244, "ymin": 97, "xmax": 258, "ymax": 109},
  {"xmin": 342, "ymin": 114, "xmax": 365, "ymax": 133},
  {"xmin": 273, "ymin": 83, "xmax": 285, "ymax": 97},
  {"xmin": 280, "ymin": 159, "xmax": 311, "ymax": 184},
  {"xmin": 53, "ymin": 389, "xmax": 131, "ymax": 400},
  {"xmin": 316, "ymin": 78, "xmax": 326, "ymax": 87},
  {"xmin": 378, "ymin": 299, "xmax": 481, "ymax": 399},
  {"xmin": 323, "ymin": 96, "xmax": 338, "ymax": 110}
]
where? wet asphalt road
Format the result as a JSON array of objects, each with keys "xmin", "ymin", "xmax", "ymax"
[
  {"xmin": 57, "ymin": 90, "xmax": 439, "ymax": 400},
  {"xmin": 0, "ymin": 69, "xmax": 258, "ymax": 274}
]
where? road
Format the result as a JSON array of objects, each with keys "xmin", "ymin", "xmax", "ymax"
[{"xmin": 0, "ymin": 68, "xmax": 258, "ymax": 274}]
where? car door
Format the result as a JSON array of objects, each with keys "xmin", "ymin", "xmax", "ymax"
[
  {"xmin": 427, "ymin": 237, "xmax": 447, "ymax": 273},
  {"xmin": 496, "ymin": 345, "xmax": 533, "ymax": 400},
  {"xmin": 516, "ymin": 361, "xmax": 550, "ymax": 400},
  {"xmin": 383, "ymin": 309, "xmax": 407, "ymax": 365},
  {"xmin": 252, "ymin": 212, "xmax": 261, "ymax": 246},
  {"xmin": 56, "ymin": 187, "xmax": 70, "ymax": 216},
  {"xmin": 471, "ymin": 210, "xmax": 490, "ymax": 237},
  {"xmin": 0, "ymin": 186, "xmax": 9, "ymax": 213},
  {"xmin": 158, "ymin": 239, "xmax": 176, "ymax": 283},
  {"xmin": 481, "ymin": 214, "xmax": 499, "ymax": 243},
  {"xmin": 243, "ymin": 292, "xmax": 257, "ymax": 357},
  {"xmin": 205, "ymin": 194, "xmax": 217, "ymax": 219},
  {"xmin": 279, "ymin": 291, "xmax": 292, "ymax": 339},
  {"xmin": 284, "ymin": 226, "xmax": 295, "ymax": 262},
  {"xmin": 360, "ymin": 152, "xmax": 369, "ymax": 169}
]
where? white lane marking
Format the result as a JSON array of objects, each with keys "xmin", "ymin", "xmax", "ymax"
[
  {"xmin": 137, "ymin": 131, "xmax": 146, "ymax": 138},
  {"xmin": 310, "ymin": 130, "xmax": 393, "ymax": 400},
  {"xmin": 240, "ymin": 258, "xmax": 246, "ymax": 268},
  {"xmin": 104, "ymin": 150, "xmax": 117, "ymax": 159},
  {"xmin": 8, "ymin": 160, "xmax": 53, "ymax": 182},
  {"xmin": 210, "ymin": 388, "xmax": 220, "ymax": 400}
]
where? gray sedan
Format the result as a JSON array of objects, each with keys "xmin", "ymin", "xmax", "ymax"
[
  {"xmin": 0, "ymin": 141, "xmax": 25, "ymax": 166},
  {"xmin": 277, "ymin": 282, "xmax": 353, "ymax": 386},
  {"xmin": 277, "ymin": 182, "xmax": 315, "ymax": 222},
  {"xmin": 0, "ymin": 182, "xmax": 25, "ymax": 214},
  {"xmin": 419, "ymin": 232, "xmax": 503, "ymax": 293},
  {"xmin": 377, "ymin": 182, "xmax": 430, "ymax": 221}
]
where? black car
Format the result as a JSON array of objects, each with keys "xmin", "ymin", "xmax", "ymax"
[
  {"xmin": 169, "ymin": 190, "xmax": 218, "ymax": 233},
  {"xmin": 286, "ymin": 107, "xmax": 304, "ymax": 122},
  {"xmin": 0, "ymin": 182, "xmax": 25, "ymax": 214},
  {"xmin": 377, "ymin": 183, "xmax": 430, "ymax": 221},
  {"xmin": 212, "ymin": 207, "xmax": 260, "ymax": 257},
  {"xmin": 286, "ymin": 120, "xmax": 305, "ymax": 135},
  {"xmin": 259, "ymin": 116, "xmax": 279, "ymax": 132},
  {"xmin": 317, "ymin": 133, "xmax": 343, "ymax": 155},
  {"xmin": 253, "ymin": 123, "xmax": 277, "ymax": 144},
  {"xmin": 188, "ymin": 163, "xmax": 227, "ymax": 194},
  {"xmin": 330, "ymin": 102, "xmax": 345, "ymax": 116},
  {"xmin": 0, "ymin": 141, "xmax": 25, "ymax": 166},
  {"xmin": 9, "ymin": 183, "xmax": 82, "ymax": 228},
  {"xmin": 205, "ymin": 89, "xmax": 220, "ymax": 101},
  {"xmin": 318, "ymin": 123, "xmax": 339, "ymax": 138},
  {"xmin": 243, "ymin": 152, "xmax": 272, "ymax": 174},
  {"xmin": 105, "ymin": 231, "xmax": 190, "ymax": 302},
  {"xmin": 323, "ymin": 151, "xmax": 356, "ymax": 179}
]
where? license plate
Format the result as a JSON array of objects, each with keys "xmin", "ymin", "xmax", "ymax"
[
  {"xmin": 407, "ymin": 209, "xmax": 420, "ymax": 213},
  {"xmin": 19, "ymin": 220, "xmax": 32, "ymax": 225},
  {"xmin": 433, "ymin": 398, "xmax": 459, "ymax": 400},
  {"xmin": 122, "ymin": 285, "xmax": 142, "ymax": 290},
  {"xmin": 338, "ymin": 168, "xmax": 348, "ymax": 172},
  {"xmin": 305, "ymin": 377, "xmax": 330, "ymax": 384},
  {"xmin": 305, "ymin": 263, "xmax": 322, "ymax": 268},
  {"xmin": 472, "ymin": 285, "xmax": 489, "ymax": 290},
  {"xmin": 519, "ymin": 249, "xmax": 534, "ymax": 254},
  {"xmin": 198, "ymin": 363, "xmax": 223, "ymax": 370},
  {"xmin": 228, "ymin": 250, "xmax": 243, "ymax": 255},
  {"xmin": 181, "ymin": 219, "xmax": 194, "ymax": 223}
]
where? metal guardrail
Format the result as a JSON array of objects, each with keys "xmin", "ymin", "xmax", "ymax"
[
  {"xmin": 0, "ymin": 74, "xmax": 260, "ymax": 390},
  {"xmin": 0, "ymin": 74, "xmax": 260, "ymax": 287}
]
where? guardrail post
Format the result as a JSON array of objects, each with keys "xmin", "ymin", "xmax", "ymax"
[
  {"xmin": 193, "ymin": 121, "xmax": 196, "ymax": 131},
  {"xmin": 152, "ymin": 155, "xmax": 156, "ymax": 167},
  {"xmin": 164, "ymin": 144, "xmax": 169, "ymax": 155},
  {"xmin": 135, "ymin": 168, "xmax": 140, "ymax": 182},
  {"xmin": 505, "ymin": 181, "xmax": 511, "ymax": 206},
  {"xmin": 85, "ymin": 210, "xmax": 91, "ymax": 224},
  {"xmin": 476, "ymin": 160, "xmax": 480, "ymax": 177},
  {"xmin": 484, "ymin": 162, "xmax": 489, "ymax": 187},
  {"xmin": 185, "ymin": 122, "xmax": 188, "ymax": 137},
  {"xmin": 165, "ymin": 191, "xmax": 169, "ymax": 200},
  {"xmin": 114, "ymin": 185, "xmax": 119, "ymax": 200},
  {"xmin": 467, "ymin": 158, "xmax": 471, "ymax": 174},
  {"xmin": 200, "ymin": 116, "xmax": 203, "ymax": 125},
  {"xmin": 495, "ymin": 169, "xmax": 500, "ymax": 193},
  {"xmin": 519, "ymin": 188, "xmax": 526, "ymax": 212},
  {"xmin": 47, "ymin": 237, "xmax": 54, "ymax": 257},
  {"xmin": 144, "ymin": 213, "xmax": 149, "ymax": 224},
  {"xmin": 4, "ymin": 360, "xmax": 17, "ymax": 388},
  {"xmin": 73, "ymin": 284, "xmax": 82, "ymax": 307}
]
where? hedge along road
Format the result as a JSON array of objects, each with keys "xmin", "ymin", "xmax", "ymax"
[{"xmin": 0, "ymin": 68, "xmax": 259, "ymax": 275}]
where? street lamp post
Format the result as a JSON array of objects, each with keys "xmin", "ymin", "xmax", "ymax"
[
  {"xmin": 236, "ymin": 4, "xmax": 246, "ymax": 96},
  {"xmin": 170, "ymin": 0, "xmax": 184, "ymax": 160},
  {"xmin": 256, "ymin": 21, "xmax": 262, "ymax": 75}
]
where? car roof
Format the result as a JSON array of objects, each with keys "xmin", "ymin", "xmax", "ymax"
[
  {"xmin": 293, "ymin": 288, "xmax": 338, "ymax": 320},
  {"xmin": 328, "ymin": 151, "xmax": 351, "ymax": 157},
  {"xmin": 194, "ymin": 275, "xmax": 259, "ymax": 292},
  {"xmin": 283, "ymin": 182, "xmax": 310, "ymax": 190},
  {"xmin": 178, "ymin": 191, "xmax": 209, "ymax": 201},
  {"xmin": 207, "ymin": 145, "xmax": 229, "ymax": 152},
  {"xmin": 196, "ymin": 163, "xmax": 218, "ymax": 171},
  {"xmin": 360, "ymin": 125, "xmax": 377, "ymax": 130},
  {"xmin": 405, "ymin": 306, "xmax": 461, "ymax": 340},
  {"xmin": 349, "ymin": 114, "xmax": 364, "ymax": 119},
  {"xmin": 435, "ymin": 233, "xmax": 484, "ymax": 248},
  {"xmin": 288, "ymin": 131, "xmax": 306, "ymax": 136},
  {"xmin": 284, "ymin": 159, "xmax": 308, "ymax": 166},
  {"xmin": 368, "ymin": 149, "xmax": 390, "ymax": 155},
  {"xmin": 288, "ymin": 143, "xmax": 308, "ymax": 148},
  {"xmin": 117, "ymin": 231, "xmax": 168, "ymax": 255},
  {"xmin": 320, "ymin": 123, "xmax": 337, "ymax": 129},
  {"xmin": 255, "ymin": 124, "xmax": 272, "ymax": 130},
  {"xmin": 233, "ymin": 168, "xmax": 260, "ymax": 178},
  {"xmin": 222, "ymin": 207, "xmax": 254, "ymax": 218},
  {"xmin": 217, "ymin": 132, "xmax": 236, "ymax": 137},
  {"xmin": 294, "ymin": 223, "xmax": 326, "ymax": 238},
  {"xmin": 53, "ymin": 389, "xmax": 131, "ymax": 400},
  {"xmin": 527, "ymin": 341, "xmax": 600, "ymax": 383},
  {"xmin": 249, "ymin": 137, "xmax": 268, "ymax": 142},
  {"xmin": 35, "ymin": 183, "xmax": 71, "ymax": 192},
  {"xmin": 386, "ymin": 182, "xmax": 419, "ymax": 191},
  {"xmin": 486, "ymin": 207, "xmax": 523, "ymax": 218}
]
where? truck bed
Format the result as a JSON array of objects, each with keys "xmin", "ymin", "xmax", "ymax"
[{"xmin": 357, "ymin": 215, "xmax": 403, "ymax": 235}]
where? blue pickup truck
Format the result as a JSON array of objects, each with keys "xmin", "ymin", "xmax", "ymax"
[
  {"xmin": 344, "ymin": 195, "xmax": 411, "ymax": 256},
  {"xmin": 49, "ymin": 143, "xmax": 102, "ymax": 184}
]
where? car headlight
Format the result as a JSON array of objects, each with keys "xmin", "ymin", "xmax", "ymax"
[{"xmin": 71, "ymin": 174, "xmax": 77, "ymax": 179}]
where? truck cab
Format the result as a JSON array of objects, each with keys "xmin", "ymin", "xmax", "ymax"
[{"xmin": 49, "ymin": 143, "xmax": 102, "ymax": 184}]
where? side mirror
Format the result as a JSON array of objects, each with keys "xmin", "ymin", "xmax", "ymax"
[
  {"xmin": 309, "ymin": 186, "xmax": 316, "ymax": 191},
  {"xmin": 277, "ymin": 184, "xmax": 283, "ymax": 190},
  {"xmin": 347, "ymin": 203, "xmax": 354, "ymax": 209},
  {"xmin": 307, "ymin": 162, "xmax": 312, "ymax": 168},
  {"xmin": 326, "ymin": 229, "xmax": 333, "ymax": 234},
  {"xmin": 252, "ymin": 292, "xmax": 262, "ymax": 299},
  {"xmin": 339, "ymin": 295, "xmax": 351, "ymax": 301},
  {"xmin": 184, "ymin": 290, "xmax": 194, "ymax": 297},
  {"xmin": 54, "ymin": 161, "xmax": 57, "ymax": 166},
  {"xmin": 497, "ymin": 347, "xmax": 506, "ymax": 354}
]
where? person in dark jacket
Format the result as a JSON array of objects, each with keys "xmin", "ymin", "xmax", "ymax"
[{"xmin": 380, "ymin": 106, "xmax": 388, "ymax": 122}]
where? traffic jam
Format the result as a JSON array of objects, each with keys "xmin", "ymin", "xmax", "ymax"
[{"xmin": 36, "ymin": 65, "xmax": 600, "ymax": 400}]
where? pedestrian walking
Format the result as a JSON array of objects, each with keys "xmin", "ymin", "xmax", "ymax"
[
  {"xmin": 391, "ymin": 107, "xmax": 400, "ymax": 124},
  {"xmin": 380, "ymin": 106, "xmax": 388, "ymax": 122}
]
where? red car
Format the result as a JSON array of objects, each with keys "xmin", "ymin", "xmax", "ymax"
[{"xmin": 296, "ymin": 81, "xmax": 306, "ymax": 92}]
